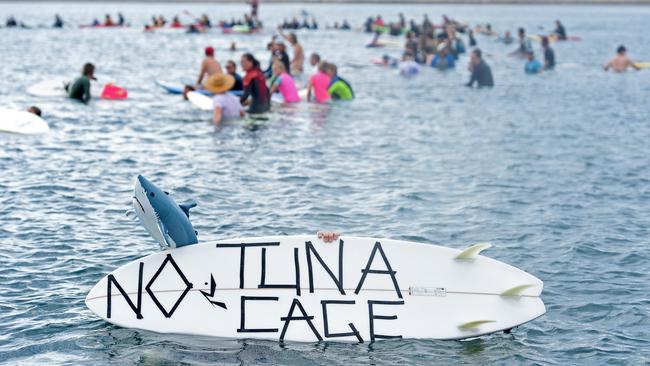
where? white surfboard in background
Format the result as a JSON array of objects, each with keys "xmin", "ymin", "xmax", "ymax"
[
  {"xmin": 27, "ymin": 77, "xmax": 105, "ymax": 98},
  {"xmin": 0, "ymin": 108, "xmax": 50, "ymax": 134},
  {"xmin": 86, "ymin": 235, "xmax": 545, "ymax": 342}
]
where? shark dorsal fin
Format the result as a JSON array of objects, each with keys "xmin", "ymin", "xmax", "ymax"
[{"xmin": 179, "ymin": 201, "xmax": 197, "ymax": 218}]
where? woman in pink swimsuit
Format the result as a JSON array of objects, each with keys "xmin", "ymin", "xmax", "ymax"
[{"xmin": 269, "ymin": 61, "xmax": 300, "ymax": 103}]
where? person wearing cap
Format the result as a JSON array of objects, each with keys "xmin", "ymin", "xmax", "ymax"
[
  {"xmin": 325, "ymin": 63, "xmax": 354, "ymax": 101},
  {"xmin": 277, "ymin": 28, "xmax": 305, "ymax": 75},
  {"xmin": 183, "ymin": 46, "xmax": 223, "ymax": 98},
  {"xmin": 430, "ymin": 43, "xmax": 456, "ymax": 70},
  {"xmin": 269, "ymin": 60, "xmax": 300, "ymax": 103},
  {"xmin": 466, "ymin": 49, "xmax": 494, "ymax": 88},
  {"xmin": 196, "ymin": 46, "xmax": 223, "ymax": 87},
  {"xmin": 604, "ymin": 45, "xmax": 640, "ymax": 72},
  {"xmin": 67, "ymin": 63, "xmax": 96, "ymax": 104},
  {"xmin": 204, "ymin": 73, "xmax": 244, "ymax": 125},
  {"xmin": 524, "ymin": 50, "xmax": 543, "ymax": 74}
]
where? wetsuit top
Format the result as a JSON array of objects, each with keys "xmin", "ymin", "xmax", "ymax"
[
  {"xmin": 241, "ymin": 68, "xmax": 270, "ymax": 114},
  {"xmin": 467, "ymin": 60, "xmax": 494, "ymax": 88},
  {"xmin": 431, "ymin": 53, "xmax": 456, "ymax": 69},
  {"xmin": 544, "ymin": 47, "xmax": 555, "ymax": 69},
  {"xmin": 68, "ymin": 75, "xmax": 92, "ymax": 103},
  {"xmin": 525, "ymin": 59, "xmax": 543, "ymax": 74},
  {"xmin": 328, "ymin": 76, "xmax": 354, "ymax": 100},
  {"xmin": 555, "ymin": 25, "xmax": 567, "ymax": 40},
  {"xmin": 231, "ymin": 72, "xmax": 244, "ymax": 91}
]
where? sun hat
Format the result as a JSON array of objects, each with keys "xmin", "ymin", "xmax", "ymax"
[{"xmin": 204, "ymin": 73, "xmax": 235, "ymax": 94}]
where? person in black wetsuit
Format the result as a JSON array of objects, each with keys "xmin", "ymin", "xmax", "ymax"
[
  {"xmin": 53, "ymin": 14, "xmax": 64, "ymax": 28},
  {"xmin": 554, "ymin": 20, "xmax": 567, "ymax": 41},
  {"xmin": 466, "ymin": 49, "xmax": 494, "ymax": 88},
  {"xmin": 240, "ymin": 53, "xmax": 270, "ymax": 114}
]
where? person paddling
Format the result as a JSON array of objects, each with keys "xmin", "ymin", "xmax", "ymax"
[
  {"xmin": 240, "ymin": 53, "xmax": 270, "ymax": 114},
  {"xmin": 204, "ymin": 74, "xmax": 244, "ymax": 125},
  {"xmin": 67, "ymin": 63, "xmax": 96, "ymax": 104}
]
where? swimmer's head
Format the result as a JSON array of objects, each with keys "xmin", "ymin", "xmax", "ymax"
[
  {"xmin": 226, "ymin": 60, "xmax": 237, "ymax": 74},
  {"xmin": 27, "ymin": 106, "xmax": 41, "ymax": 117},
  {"xmin": 310, "ymin": 53, "xmax": 321, "ymax": 66},
  {"xmin": 617, "ymin": 45, "xmax": 626, "ymax": 54},
  {"xmin": 527, "ymin": 50, "xmax": 535, "ymax": 60},
  {"xmin": 82, "ymin": 63, "xmax": 95, "ymax": 78},
  {"xmin": 325, "ymin": 63, "xmax": 337, "ymax": 77},
  {"xmin": 205, "ymin": 46, "xmax": 215, "ymax": 56},
  {"xmin": 518, "ymin": 27, "xmax": 525, "ymax": 36}
]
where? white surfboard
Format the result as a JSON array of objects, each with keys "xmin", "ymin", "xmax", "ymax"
[
  {"xmin": 27, "ymin": 78, "xmax": 105, "ymax": 98},
  {"xmin": 187, "ymin": 91, "xmax": 213, "ymax": 111},
  {"xmin": 86, "ymin": 235, "xmax": 545, "ymax": 342},
  {"xmin": 0, "ymin": 108, "xmax": 50, "ymax": 134}
]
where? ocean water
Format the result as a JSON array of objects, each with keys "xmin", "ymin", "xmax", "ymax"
[{"xmin": 1, "ymin": 2, "xmax": 650, "ymax": 365}]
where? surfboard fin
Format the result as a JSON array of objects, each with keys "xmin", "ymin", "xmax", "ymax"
[
  {"xmin": 458, "ymin": 320, "xmax": 495, "ymax": 330},
  {"xmin": 454, "ymin": 243, "xmax": 492, "ymax": 260},
  {"xmin": 500, "ymin": 284, "xmax": 535, "ymax": 297}
]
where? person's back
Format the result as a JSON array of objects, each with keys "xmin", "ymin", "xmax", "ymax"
[
  {"xmin": 275, "ymin": 71, "xmax": 300, "ymax": 103},
  {"xmin": 203, "ymin": 57, "xmax": 222, "ymax": 77},
  {"xmin": 604, "ymin": 45, "xmax": 639, "ymax": 72},
  {"xmin": 309, "ymin": 66, "xmax": 331, "ymax": 103},
  {"xmin": 328, "ymin": 76, "xmax": 354, "ymax": 101},
  {"xmin": 467, "ymin": 49, "xmax": 493, "ymax": 88},
  {"xmin": 212, "ymin": 93, "xmax": 242, "ymax": 119}
]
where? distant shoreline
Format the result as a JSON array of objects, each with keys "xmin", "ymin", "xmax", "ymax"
[{"xmin": 2, "ymin": 0, "xmax": 650, "ymax": 4}]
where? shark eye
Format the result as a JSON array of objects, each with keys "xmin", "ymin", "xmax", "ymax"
[{"xmin": 149, "ymin": 192, "xmax": 155, "ymax": 197}]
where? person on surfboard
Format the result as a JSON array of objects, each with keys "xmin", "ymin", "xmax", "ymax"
[
  {"xmin": 183, "ymin": 46, "xmax": 223, "ymax": 99},
  {"xmin": 604, "ymin": 45, "xmax": 640, "ymax": 72}
]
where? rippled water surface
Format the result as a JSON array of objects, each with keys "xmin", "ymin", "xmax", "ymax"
[{"xmin": 1, "ymin": 2, "xmax": 650, "ymax": 365}]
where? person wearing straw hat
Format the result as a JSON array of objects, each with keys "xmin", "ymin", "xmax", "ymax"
[{"xmin": 204, "ymin": 73, "xmax": 244, "ymax": 125}]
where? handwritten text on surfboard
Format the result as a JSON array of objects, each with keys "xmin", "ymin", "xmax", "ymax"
[{"xmin": 106, "ymin": 240, "xmax": 404, "ymax": 342}]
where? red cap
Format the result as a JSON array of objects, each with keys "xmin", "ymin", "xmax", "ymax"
[{"xmin": 205, "ymin": 46, "xmax": 214, "ymax": 56}]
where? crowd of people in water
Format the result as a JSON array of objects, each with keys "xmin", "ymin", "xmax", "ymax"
[{"xmin": 12, "ymin": 6, "xmax": 645, "ymax": 126}]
